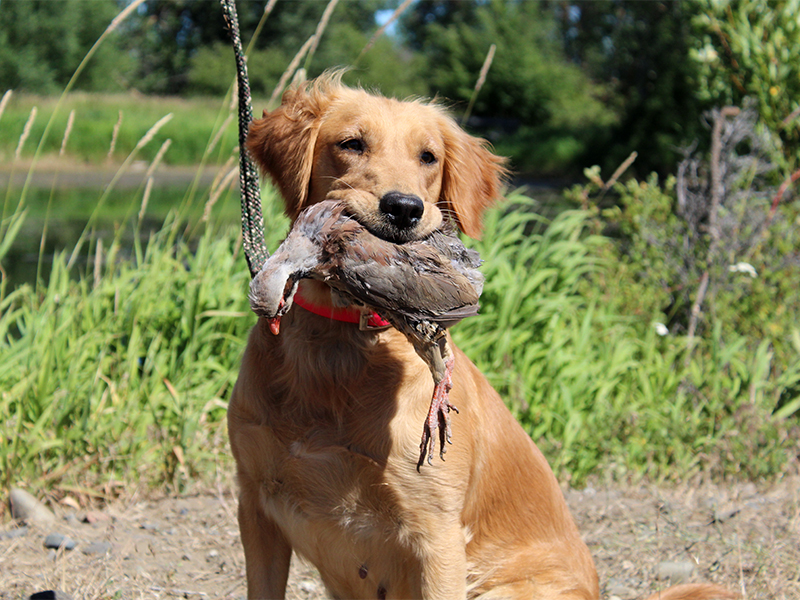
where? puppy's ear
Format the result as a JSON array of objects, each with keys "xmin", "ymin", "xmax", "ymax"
[
  {"xmin": 246, "ymin": 85, "xmax": 329, "ymax": 219},
  {"xmin": 439, "ymin": 118, "xmax": 508, "ymax": 239}
]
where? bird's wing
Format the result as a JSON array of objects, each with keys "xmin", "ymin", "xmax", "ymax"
[{"xmin": 333, "ymin": 236, "xmax": 481, "ymax": 325}]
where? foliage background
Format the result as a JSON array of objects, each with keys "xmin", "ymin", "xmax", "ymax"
[{"xmin": 0, "ymin": 0, "xmax": 798, "ymax": 492}]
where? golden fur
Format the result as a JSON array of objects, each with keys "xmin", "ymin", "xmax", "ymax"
[{"xmin": 228, "ymin": 74, "xmax": 735, "ymax": 600}]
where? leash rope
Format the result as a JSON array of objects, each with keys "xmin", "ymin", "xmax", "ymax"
[{"xmin": 220, "ymin": 0, "xmax": 270, "ymax": 277}]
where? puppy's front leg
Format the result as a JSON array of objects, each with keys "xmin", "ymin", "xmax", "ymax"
[
  {"xmin": 419, "ymin": 523, "xmax": 468, "ymax": 600},
  {"xmin": 238, "ymin": 482, "xmax": 292, "ymax": 599}
]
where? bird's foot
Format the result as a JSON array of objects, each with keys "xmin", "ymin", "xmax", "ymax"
[{"xmin": 417, "ymin": 358, "xmax": 457, "ymax": 469}]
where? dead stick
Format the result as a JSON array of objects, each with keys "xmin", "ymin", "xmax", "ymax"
[{"xmin": 685, "ymin": 270, "xmax": 710, "ymax": 368}]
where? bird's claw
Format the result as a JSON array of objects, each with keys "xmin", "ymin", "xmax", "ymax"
[{"xmin": 417, "ymin": 358, "xmax": 457, "ymax": 469}]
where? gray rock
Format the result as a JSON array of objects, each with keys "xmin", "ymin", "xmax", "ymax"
[
  {"xmin": 30, "ymin": 591, "xmax": 73, "ymax": 600},
  {"xmin": 605, "ymin": 577, "xmax": 637, "ymax": 599},
  {"xmin": 0, "ymin": 526, "xmax": 29, "ymax": 539},
  {"xmin": 9, "ymin": 489, "xmax": 56, "ymax": 524},
  {"xmin": 655, "ymin": 560, "xmax": 695, "ymax": 583},
  {"xmin": 43, "ymin": 533, "xmax": 77, "ymax": 551},
  {"xmin": 81, "ymin": 541, "xmax": 111, "ymax": 556}
]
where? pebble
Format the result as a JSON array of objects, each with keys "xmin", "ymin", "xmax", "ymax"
[
  {"xmin": 606, "ymin": 583, "xmax": 637, "ymax": 599},
  {"xmin": 43, "ymin": 533, "xmax": 77, "ymax": 551},
  {"xmin": 712, "ymin": 506, "xmax": 741, "ymax": 523},
  {"xmin": 81, "ymin": 541, "xmax": 112, "ymax": 556},
  {"xmin": 0, "ymin": 526, "xmax": 29, "ymax": 540},
  {"xmin": 29, "ymin": 591, "xmax": 73, "ymax": 600},
  {"xmin": 298, "ymin": 581, "xmax": 318, "ymax": 594},
  {"xmin": 10, "ymin": 489, "xmax": 57, "ymax": 524},
  {"xmin": 81, "ymin": 511, "xmax": 110, "ymax": 525},
  {"xmin": 655, "ymin": 560, "xmax": 695, "ymax": 583},
  {"xmin": 140, "ymin": 522, "xmax": 159, "ymax": 531}
]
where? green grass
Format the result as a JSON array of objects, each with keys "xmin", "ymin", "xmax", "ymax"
[
  {"xmin": 0, "ymin": 32, "xmax": 796, "ymax": 492},
  {"xmin": 0, "ymin": 92, "xmax": 255, "ymax": 165},
  {"xmin": 0, "ymin": 181, "xmax": 289, "ymax": 492},
  {"xmin": 1, "ymin": 185, "xmax": 797, "ymax": 493},
  {"xmin": 453, "ymin": 196, "xmax": 800, "ymax": 483}
]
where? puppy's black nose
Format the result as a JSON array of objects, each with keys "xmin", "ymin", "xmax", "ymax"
[{"xmin": 379, "ymin": 192, "xmax": 424, "ymax": 230}]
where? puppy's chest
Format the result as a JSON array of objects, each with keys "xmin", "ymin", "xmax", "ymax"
[{"xmin": 263, "ymin": 440, "xmax": 422, "ymax": 598}]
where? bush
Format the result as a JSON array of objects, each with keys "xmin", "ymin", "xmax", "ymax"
[{"xmin": 692, "ymin": 0, "xmax": 800, "ymax": 166}]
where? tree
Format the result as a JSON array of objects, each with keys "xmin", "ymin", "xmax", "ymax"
[
  {"xmin": 402, "ymin": 0, "xmax": 616, "ymax": 175},
  {"xmin": 0, "ymin": 0, "xmax": 134, "ymax": 93},
  {"xmin": 131, "ymin": 0, "xmax": 389, "ymax": 95},
  {"xmin": 559, "ymin": 0, "xmax": 705, "ymax": 176},
  {"xmin": 691, "ymin": 0, "xmax": 800, "ymax": 168}
]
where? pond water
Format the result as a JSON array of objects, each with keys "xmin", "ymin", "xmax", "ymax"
[
  {"xmin": 1, "ymin": 165, "xmax": 568, "ymax": 290},
  {"xmin": 1, "ymin": 164, "xmax": 240, "ymax": 289}
]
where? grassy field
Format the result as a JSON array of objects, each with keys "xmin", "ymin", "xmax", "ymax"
[
  {"xmin": 0, "ymin": 92, "xmax": 250, "ymax": 166},
  {"xmin": 1, "ymin": 176, "xmax": 798, "ymax": 495},
  {"xmin": 1, "ymin": 86, "xmax": 798, "ymax": 497}
]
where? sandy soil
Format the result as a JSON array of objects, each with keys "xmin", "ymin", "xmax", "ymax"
[{"xmin": 1, "ymin": 477, "xmax": 798, "ymax": 600}]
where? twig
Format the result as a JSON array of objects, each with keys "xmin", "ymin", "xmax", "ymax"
[
  {"xmin": 107, "ymin": 110, "xmax": 123, "ymax": 162},
  {"xmin": 781, "ymin": 105, "xmax": 800, "ymax": 128},
  {"xmin": 708, "ymin": 106, "xmax": 740, "ymax": 253},
  {"xmin": 685, "ymin": 270, "xmax": 709, "ymax": 367},
  {"xmin": 0, "ymin": 90, "xmax": 12, "ymax": 122},
  {"xmin": 603, "ymin": 152, "xmax": 638, "ymax": 191},
  {"xmin": 269, "ymin": 34, "xmax": 315, "ymax": 107},
  {"xmin": 355, "ymin": 0, "xmax": 414, "ymax": 65},
  {"xmin": 461, "ymin": 44, "xmax": 496, "ymax": 127},
  {"xmin": 304, "ymin": 0, "xmax": 340, "ymax": 72},
  {"xmin": 594, "ymin": 151, "xmax": 638, "ymax": 203},
  {"xmin": 767, "ymin": 167, "xmax": 800, "ymax": 223}
]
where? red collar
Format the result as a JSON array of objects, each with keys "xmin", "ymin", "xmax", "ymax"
[{"xmin": 293, "ymin": 287, "xmax": 391, "ymax": 330}]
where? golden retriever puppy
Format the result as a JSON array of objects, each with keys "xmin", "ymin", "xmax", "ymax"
[{"xmin": 228, "ymin": 73, "xmax": 735, "ymax": 600}]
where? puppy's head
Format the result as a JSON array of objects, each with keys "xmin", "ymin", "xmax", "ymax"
[{"xmin": 247, "ymin": 72, "xmax": 507, "ymax": 240}]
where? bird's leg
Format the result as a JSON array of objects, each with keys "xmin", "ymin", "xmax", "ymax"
[{"xmin": 418, "ymin": 338, "xmax": 458, "ymax": 469}]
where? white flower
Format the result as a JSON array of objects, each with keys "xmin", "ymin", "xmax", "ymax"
[
  {"xmin": 654, "ymin": 322, "xmax": 669, "ymax": 336},
  {"xmin": 728, "ymin": 262, "xmax": 757, "ymax": 277},
  {"xmin": 694, "ymin": 45, "xmax": 719, "ymax": 63}
]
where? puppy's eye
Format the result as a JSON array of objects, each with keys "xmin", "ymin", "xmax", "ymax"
[
  {"xmin": 338, "ymin": 138, "xmax": 364, "ymax": 153},
  {"xmin": 420, "ymin": 150, "xmax": 437, "ymax": 165}
]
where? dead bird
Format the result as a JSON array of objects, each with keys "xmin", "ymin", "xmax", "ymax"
[{"xmin": 249, "ymin": 199, "xmax": 484, "ymax": 468}]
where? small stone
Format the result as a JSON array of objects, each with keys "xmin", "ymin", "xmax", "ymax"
[
  {"xmin": 10, "ymin": 489, "xmax": 56, "ymax": 524},
  {"xmin": 29, "ymin": 591, "xmax": 73, "ymax": 600},
  {"xmin": 81, "ymin": 541, "xmax": 111, "ymax": 556},
  {"xmin": 655, "ymin": 560, "xmax": 695, "ymax": 583},
  {"xmin": 206, "ymin": 549, "xmax": 219, "ymax": 561},
  {"xmin": 621, "ymin": 560, "xmax": 635, "ymax": 571},
  {"xmin": 298, "ymin": 581, "xmax": 318, "ymax": 594},
  {"xmin": 712, "ymin": 506, "xmax": 740, "ymax": 523},
  {"xmin": 43, "ymin": 533, "xmax": 77, "ymax": 551},
  {"xmin": 181, "ymin": 553, "xmax": 192, "ymax": 561},
  {"xmin": 0, "ymin": 526, "xmax": 28, "ymax": 539},
  {"xmin": 606, "ymin": 583, "xmax": 637, "ymax": 599},
  {"xmin": 139, "ymin": 522, "xmax": 159, "ymax": 531},
  {"xmin": 81, "ymin": 511, "xmax": 110, "ymax": 525}
]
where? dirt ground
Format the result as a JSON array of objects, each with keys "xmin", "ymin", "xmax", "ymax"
[{"xmin": 1, "ymin": 476, "xmax": 798, "ymax": 600}]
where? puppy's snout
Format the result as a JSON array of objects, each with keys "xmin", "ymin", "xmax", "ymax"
[{"xmin": 380, "ymin": 192, "xmax": 424, "ymax": 230}]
